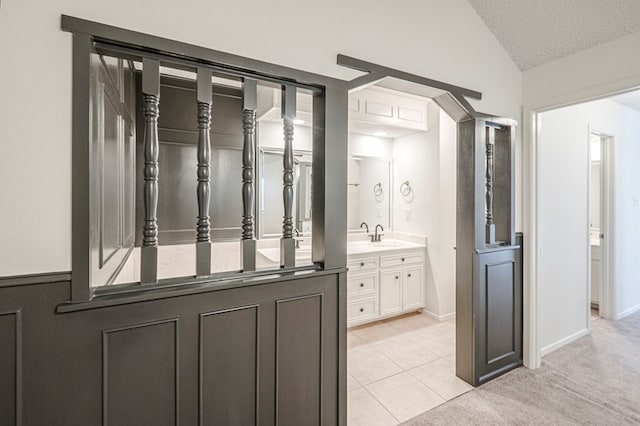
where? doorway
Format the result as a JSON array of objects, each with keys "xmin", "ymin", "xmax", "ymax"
[
  {"xmin": 338, "ymin": 55, "xmax": 522, "ymax": 425},
  {"xmin": 344, "ymin": 82, "xmax": 464, "ymax": 425},
  {"xmin": 533, "ymin": 90, "xmax": 640, "ymax": 361},
  {"xmin": 588, "ymin": 132, "xmax": 612, "ymax": 322}
]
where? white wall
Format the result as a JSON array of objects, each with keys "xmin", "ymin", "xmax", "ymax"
[
  {"xmin": 437, "ymin": 110, "xmax": 458, "ymax": 318},
  {"xmin": 538, "ymin": 99, "xmax": 640, "ymax": 353},
  {"xmin": 0, "ymin": 0, "xmax": 521, "ymax": 276},
  {"xmin": 391, "ymin": 103, "xmax": 457, "ymax": 318}
]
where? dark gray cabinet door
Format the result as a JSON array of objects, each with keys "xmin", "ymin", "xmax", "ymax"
[{"xmin": 474, "ymin": 246, "xmax": 523, "ymax": 383}]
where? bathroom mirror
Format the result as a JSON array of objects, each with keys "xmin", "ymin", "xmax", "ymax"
[
  {"xmin": 347, "ymin": 156, "xmax": 392, "ymax": 232},
  {"xmin": 258, "ymin": 148, "xmax": 313, "ymax": 238}
]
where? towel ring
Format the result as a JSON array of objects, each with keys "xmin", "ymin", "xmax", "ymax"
[
  {"xmin": 400, "ymin": 181, "xmax": 413, "ymax": 197},
  {"xmin": 373, "ymin": 182, "xmax": 383, "ymax": 196}
]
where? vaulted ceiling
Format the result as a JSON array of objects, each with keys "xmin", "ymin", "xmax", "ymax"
[{"xmin": 467, "ymin": 0, "xmax": 640, "ymax": 70}]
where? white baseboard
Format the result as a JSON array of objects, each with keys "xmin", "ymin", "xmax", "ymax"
[
  {"xmin": 422, "ymin": 309, "xmax": 456, "ymax": 322},
  {"xmin": 616, "ymin": 303, "xmax": 640, "ymax": 320},
  {"xmin": 540, "ymin": 328, "xmax": 590, "ymax": 357}
]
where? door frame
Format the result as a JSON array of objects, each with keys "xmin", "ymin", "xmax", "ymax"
[
  {"xmin": 340, "ymin": 55, "xmax": 523, "ymax": 386},
  {"xmin": 523, "ymin": 81, "xmax": 640, "ymax": 368},
  {"xmin": 587, "ymin": 130, "xmax": 614, "ymax": 324}
]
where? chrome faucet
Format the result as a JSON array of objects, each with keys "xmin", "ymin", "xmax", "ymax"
[
  {"xmin": 360, "ymin": 222, "xmax": 369, "ymax": 233},
  {"xmin": 371, "ymin": 224, "xmax": 384, "ymax": 242}
]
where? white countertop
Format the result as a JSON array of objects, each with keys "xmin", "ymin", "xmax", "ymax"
[{"xmin": 347, "ymin": 239, "xmax": 425, "ymax": 255}]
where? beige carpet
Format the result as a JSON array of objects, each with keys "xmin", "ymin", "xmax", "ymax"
[{"xmin": 404, "ymin": 312, "xmax": 640, "ymax": 425}]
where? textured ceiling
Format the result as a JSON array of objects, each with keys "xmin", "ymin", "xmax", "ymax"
[{"xmin": 467, "ymin": 0, "xmax": 640, "ymax": 70}]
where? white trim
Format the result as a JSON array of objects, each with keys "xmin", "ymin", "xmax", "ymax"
[
  {"xmin": 599, "ymin": 133, "xmax": 615, "ymax": 320},
  {"xmin": 540, "ymin": 328, "xmax": 590, "ymax": 357},
  {"xmin": 616, "ymin": 303, "xmax": 640, "ymax": 320},
  {"xmin": 586, "ymin": 126, "xmax": 593, "ymax": 332},
  {"xmin": 522, "ymin": 108, "xmax": 541, "ymax": 369},
  {"xmin": 422, "ymin": 309, "xmax": 455, "ymax": 322}
]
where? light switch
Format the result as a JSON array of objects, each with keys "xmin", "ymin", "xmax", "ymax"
[{"xmin": 404, "ymin": 208, "xmax": 412, "ymax": 221}]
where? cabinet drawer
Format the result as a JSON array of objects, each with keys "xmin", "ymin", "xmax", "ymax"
[
  {"xmin": 347, "ymin": 273, "xmax": 378, "ymax": 297},
  {"xmin": 347, "ymin": 257, "xmax": 378, "ymax": 272},
  {"xmin": 347, "ymin": 298, "xmax": 378, "ymax": 324},
  {"xmin": 380, "ymin": 251, "xmax": 423, "ymax": 267}
]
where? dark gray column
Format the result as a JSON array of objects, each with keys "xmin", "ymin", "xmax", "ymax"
[
  {"xmin": 312, "ymin": 87, "xmax": 348, "ymax": 269},
  {"xmin": 196, "ymin": 68, "xmax": 212, "ymax": 277},
  {"xmin": 280, "ymin": 85, "xmax": 296, "ymax": 268},
  {"xmin": 241, "ymin": 79, "xmax": 258, "ymax": 271},
  {"xmin": 457, "ymin": 117, "xmax": 522, "ymax": 386},
  {"xmin": 141, "ymin": 58, "xmax": 160, "ymax": 284},
  {"xmin": 71, "ymin": 32, "xmax": 93, "ymax": 300}
]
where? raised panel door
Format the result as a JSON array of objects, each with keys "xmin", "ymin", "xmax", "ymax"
[
  {"xmin": 380, "ymin": 269, "xmax": 402, "ymax": 316},
  {"xmin": 402, "ymin": 266, "xmax": 424, "ymax": 310}
]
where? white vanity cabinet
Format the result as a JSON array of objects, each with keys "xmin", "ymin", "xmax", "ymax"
[
  {"xmin": 379, "ymin": 252, "xmax": 425, "ymax": 316},
  {"xmin": 346, "ymin": 256, "xmax": 379, "ymax": 326},
  {"xmin": 347, "ymin": 246, "xmax": 425, "ymax": 327}
]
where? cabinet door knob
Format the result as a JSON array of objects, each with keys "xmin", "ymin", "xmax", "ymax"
[
  {"xmin": 408, "ymin": 273, "xmax": 412, "ymax": 277},
  {"xmin": 401, "ymin": 258, "xmax": 405, "ymax": 262},
  {"xmin": 360, "ymin": 283, "xmax": 364, "ymax": 287},
  {"xmin": 360, "ymin": 262, "xmax": 365, "ymax": 267},
  {"xmin": 395, "ymin": 275, "xmax": 399, "ymax": 280},
  {"xmin": 359, "ymin": 308, "xmax": 364, "ymax": 312}
]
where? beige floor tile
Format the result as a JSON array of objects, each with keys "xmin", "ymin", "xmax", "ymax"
[
  {"xmin": 348, "ymin": 345, "xmax": 403, "ymax": 385},
  {"xmin": 442, "ymin": 353, "xmax": 456, "ymax": 365},
  {"xmin": 366, "ymin": 372, "xmax": 446, "ymax": 423},
  {"xmin": 408, "ymin": 329, "xmax": 455, "ymax": 357},
  {"xmin": 435, "ymin": 320, "xmax": 456, "ymax": 334},
  {"xmin": 347, "ymin": 388, "xmax": 399, "ymax": 426},
  {"xmin": 348, "ymin": 331, "xmax": 367, "ymax": 349},
  {"xmin": 348, "ymin": 374, "xmax": 362, "ymax": 392},
  {"xmin": 374, "ymin": 335, "xmax": 440, "ymax": 370},
  {"xmin": 383, "ymin": 312, "xmax": 440, "ymax": 334},
  {"xmin": 351, "ymin": 322, "xmax": 399, "ymax": 344},
  {"xmin": 408, "ymin": 358, "xmax": 473, "ymax": 400}
]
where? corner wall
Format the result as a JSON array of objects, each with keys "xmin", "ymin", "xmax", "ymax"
[
  {"xmin": 522, "ymin": 30, "xmax": 640, "ymax": 365},
  {"xmin": 391, "ymin": 103, "xmax": 457, "ymax": 319},
  {"xmin": 538, "ymin": 99, "xmax": 640, "ymax": 353}
]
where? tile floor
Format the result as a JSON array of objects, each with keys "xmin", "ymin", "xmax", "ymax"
[{"xmin": 347, "ymin": 312, "xmax": 472, "ymax": 426}]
